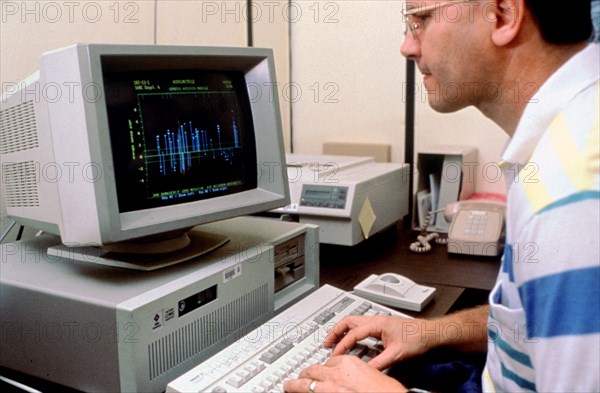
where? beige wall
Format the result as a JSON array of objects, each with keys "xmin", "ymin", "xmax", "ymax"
[
  {"xmin": 290, "ymin": 1, "xmax": 507, "ymax": 194},
  {"xmin": 1, "ymin": 1, "xmax": 156, "ymax": 93},
  {"xmin": 1, "ymin": 0, "xmax": 506, "ymax": 212},
  {"xmin": 415, "ymin": 99, "xmax": 508, "ymax": 195},
  {"xmin": 251, "ymin": 1, "xmax": 292, "ymax": 152},
  {"xmin": 290, "ymin": 1, "xmax": 407, "ymax": 163},
  {"xmin": 0, "ymin": 0, "xmax": 292, "ymax": 147}
]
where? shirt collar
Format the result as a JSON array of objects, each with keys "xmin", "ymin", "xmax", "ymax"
[{"xmin": 501, "ymin": 43, "xmax": 600, "ymax": 167}]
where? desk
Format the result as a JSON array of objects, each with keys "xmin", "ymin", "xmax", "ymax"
[
  {"xmin": 0, "ymin": 223, "xmax": 499, "ymax": 392},
  {"xmin": 319, "ymin": 223, "xmax": 501, "ymax": 318}
]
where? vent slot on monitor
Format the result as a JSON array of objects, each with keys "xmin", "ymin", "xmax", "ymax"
[
  {"xmin": 147, "ymin": 283, "xmax": 270, "ymax": 380},
  {"xmin": 0, "ymin": 101, "xmax": 39, "ymax": 154},
  {"xmin": 2, "ymin": 161, "xmax": 40, "ymax": 208}
]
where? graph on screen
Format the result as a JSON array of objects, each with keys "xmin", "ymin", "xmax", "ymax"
[
  {"xmin": 151, "ymin": 114, "xmax": 241, "ymax": 176},
  {"xmin": 104, "ymin": 70, "xmax": 257, "ymax": 213}
]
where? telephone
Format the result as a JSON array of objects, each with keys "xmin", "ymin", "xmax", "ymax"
[
  {"xmin": 446, "ymin": 200, "xmax": 505, "ymax": 256},
  {"xmin": 410, "ymin": 195, "xmax": 506, "ymax": 256}
]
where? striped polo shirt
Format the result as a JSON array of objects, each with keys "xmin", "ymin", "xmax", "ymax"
[{"xmin": 483, "ymin": 43, "xmax": 600, "ymax": 392}]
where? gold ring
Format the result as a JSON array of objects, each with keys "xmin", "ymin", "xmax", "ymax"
[{"xmin": 308, "ymin": 379, "xmax": 317, "ymax": 393}]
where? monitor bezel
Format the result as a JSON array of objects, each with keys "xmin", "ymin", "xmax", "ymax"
[{"xmin": 43, "ymin": 44, "xmax": 289, "ymax": 245}]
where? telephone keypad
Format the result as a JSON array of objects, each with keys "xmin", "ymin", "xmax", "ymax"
[{"xmin": 464, "ymin": 211, "xmax": 488, "ymax": 236}]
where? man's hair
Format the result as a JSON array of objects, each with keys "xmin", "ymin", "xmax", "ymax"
[{"xmin": 525, "ymin": 0, "xmax": 593, "ymax": 44}]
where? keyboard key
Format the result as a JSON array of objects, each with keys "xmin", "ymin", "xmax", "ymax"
[
  {"xmin": 167, "ymin": 286, "xmax": 409, "ymax": 393},
  {"xmin": 226, "ymin": 374, "xmax": 244, "ymax": 388}
]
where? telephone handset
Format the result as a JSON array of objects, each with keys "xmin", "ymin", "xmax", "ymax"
[
  {"xmin": 446, "ymin": 200, "xmax": 505, "ymax": 256},
  {"xmin": 410, "ymin": 195, "xmax": 506, "ymax": 256}
]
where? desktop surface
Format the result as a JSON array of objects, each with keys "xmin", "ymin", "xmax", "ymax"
[
  {"xmin": 0, "ymin": 220, "xmax": 499, "ymax": 392},
  {"xmin": 319, "ymin": 223, "xmax": 501, "ymax": 318}
]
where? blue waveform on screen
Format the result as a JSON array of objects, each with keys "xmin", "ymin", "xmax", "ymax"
[{"xmin": 155, "ymin": 117, "xmax": 241, "ymax": 175}]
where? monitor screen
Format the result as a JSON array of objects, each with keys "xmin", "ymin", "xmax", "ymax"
[
  {"xmin": 0, "ymin": 44, "xmax": 289, "ymax": 267},
  {"xmin": 103, "ymin": 67, "xmax": 258, "ymax": 213}
]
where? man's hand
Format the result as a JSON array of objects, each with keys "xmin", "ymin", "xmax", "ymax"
[
  {"xmin": 324, "ymin": 315, "xmax": 431, "ymax": 370},
  {"xmin": 283, "ymin": 355, "xmax": 407, "ymax": 393},
  {"xmin": 324, "ymin": 305, "xmax": 490, "ymax": 370}
]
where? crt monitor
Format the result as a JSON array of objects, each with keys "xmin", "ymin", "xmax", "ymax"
[{"xmin": 0, "ymin": 43, "xmax": 289, "ymax": 268}]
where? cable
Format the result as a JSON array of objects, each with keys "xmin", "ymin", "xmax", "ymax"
[
  {"xmin": 409, "ymin": 209, "xmax": 447, "ymax": 253},
  {"xmin": 409, "ymin": 232, "xmax": 439, "ymax": 253}
]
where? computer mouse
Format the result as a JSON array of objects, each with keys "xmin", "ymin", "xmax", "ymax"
[
  {"xmin": 354, "ymin": 273, "xmax": 436, "ymax": 312},
  {"xmin": 380, "ymin": 274, "xmax": 400, "ymax": 284}
]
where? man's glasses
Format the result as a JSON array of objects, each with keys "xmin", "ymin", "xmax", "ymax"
[{"xmin": 403, "ymin": 0, "xmax": 477, "ymax": 39}]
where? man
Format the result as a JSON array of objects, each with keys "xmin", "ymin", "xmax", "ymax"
[{"xmin": 285, "ymin": 0, "xmax": 599, "ymax": 391}]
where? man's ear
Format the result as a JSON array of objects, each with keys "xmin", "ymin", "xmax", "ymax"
[{"xmin": 488, "ymin": 0, "xmax": 525, "ymax": 46}]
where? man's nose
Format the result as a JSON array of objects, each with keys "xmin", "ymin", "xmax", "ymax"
[{"xmin": 400, "ymin": 33, "xmax": 420, "ymax": 59}]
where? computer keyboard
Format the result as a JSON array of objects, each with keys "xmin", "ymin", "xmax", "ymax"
[{"xmin": 167, "ymin": 284, "xmax": 410, "ymax": 393}]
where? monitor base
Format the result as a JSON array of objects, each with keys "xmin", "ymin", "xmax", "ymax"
[{"xmin": 47, "ymin": 230, "xmax": 230, "ymax": 271}]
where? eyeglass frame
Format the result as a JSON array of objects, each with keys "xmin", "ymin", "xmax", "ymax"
[{"xmin": 402, "ymin": 0, "xmax": 477, "ymax": 39}]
